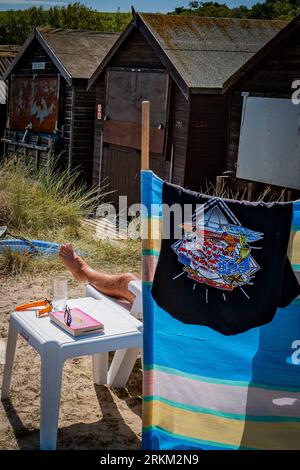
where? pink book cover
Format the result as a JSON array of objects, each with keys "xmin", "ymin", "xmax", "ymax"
[{"xmin": 50, "ymin": 308, "xmax": 104, "ymax": 332}]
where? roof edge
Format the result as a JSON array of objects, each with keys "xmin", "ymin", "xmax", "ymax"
[
  {"xmin": 87, "ymin": 20, "xmax": 136, "ymax": 90},
  {"xmin": 222, "ymin": 14, "xmax": 300, "ymax": 95},
  {"xmin": 88, "ymin": 11, "xmax": 190, "ymax": 99},
  {"xmin": 139, "ymin": 12, "xmax": 288, "ymax": 24},
  {"xmin": 35, "ymin": 28, "xmax": 72, "ymax": 84},
  {"xmin": 136, "ymin": 12, "xmax": 190, "ymax": 99},
  {"xmin": 2, "ymin": 29, "xmax": 35, "ymax": 81},
  {"xmin": 190, "ymin": 87, "xmax": 222, "ymax": 94},
  {"xmin": 2, "ymin": 28, "xmax": 73, "ymax": 84}
]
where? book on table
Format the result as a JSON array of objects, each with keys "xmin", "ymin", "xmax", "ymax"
[{"xmin": 49, "ymin": 308, "xmax": 104, "ymax": 336}]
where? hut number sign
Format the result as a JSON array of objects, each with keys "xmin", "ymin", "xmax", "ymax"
[
  {"xmin": 97, "ymin": 104, "xmax": 102, "ymax": 120},
  {"xmin": 32, "ymin": 62, "xmax": 46, "ymax": 70}
]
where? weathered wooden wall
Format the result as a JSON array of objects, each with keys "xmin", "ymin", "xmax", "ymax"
[
  {"xmin": 92, "ymin": 27, "xmax": 192, "ymax": 205},
  {"xmin": 16, "ymin": 38, "xmax": 57, "ymax": 75},
  {"xmin": 71, "ymin": 79, "xmax": 96, "ymax": 184},
  {"xmin": 185, "ymin": 94, "xmax": 230, "ymax": 192},
  {"xmin": 226, "ymin": 91, "xmax": 243, "ymax": 173},
  {"xmin": 93, "ymin": 28, "xmax": 172, "ymax": 204},
  {"xmin": 62, "ymin": 83, "xmax": 73, "ymax": 169},
  {"xmin": 92, "ymin": 76, "xmax": 106, "ymax": 186},
  {"xmin": 170, "ymin": 84, "xmax": 190, "ymax": 187},
  {"xmin": 0, "ymin": 104, "xmax": 6, "ymax": 157},
  {"xmin": 111, "ymin": 29, "xmax": 162, "ymax": 69}
]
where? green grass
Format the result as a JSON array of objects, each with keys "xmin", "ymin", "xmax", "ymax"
[{"xmin": 0, "ymin": 157, "xmax": 141, "ymax": 278}]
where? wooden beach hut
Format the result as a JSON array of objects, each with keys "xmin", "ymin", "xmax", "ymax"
[
  {"xmin": 88, "ymin": 12, "xmax": 286, "ymax": 205},
  {"xmin": 222, "ymin": 14, "xmax": 300, "ymax": 198},
  {"xmin": 2, "ymin": 28, "xmax": 119, "ymax": 184},
  {"xmin": 0, "ymin": 45, "xmax": 19, "ymax": 158}
]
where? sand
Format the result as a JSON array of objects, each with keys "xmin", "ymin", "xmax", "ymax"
[{"xmin": 0, "ymin": 275, "xmax": 142, "ymax": 450}]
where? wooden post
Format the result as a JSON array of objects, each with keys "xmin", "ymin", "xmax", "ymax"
[
  {"xmin": 141, "ymin": 101, "xmax": 150, "ymax": 261},
  {"xmin": 247, "ymin": 182, "xmax": 254, "ymax": 201},
  {"xmin": 141, "ymin": 101, "xmax": 150, "ymax": 170},
  {"xmin": 280, "ymin": 189, "xmax": 286, "ymax": 202},
  {"xmin": 215, "ymin": 175, "xmax": 229, "ymax": 197}
]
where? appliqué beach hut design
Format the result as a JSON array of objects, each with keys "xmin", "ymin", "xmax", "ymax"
[{"xmin": 172, "ymin": 198, "xmax": 264, "ymax": 292}]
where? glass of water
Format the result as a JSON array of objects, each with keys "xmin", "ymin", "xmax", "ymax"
[{"xmin": 52, "ymin": 276, "xmax": 68, "ymax": 311}]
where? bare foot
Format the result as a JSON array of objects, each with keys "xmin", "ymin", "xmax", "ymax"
[
  {"xmin": 58, "ymin": 244, "xmax": 89, "ymax": 283},
  {"xmin": 59, "ymin": 244, "xmax": 139, "ymax": 303}
]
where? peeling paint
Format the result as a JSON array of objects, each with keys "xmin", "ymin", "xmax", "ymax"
[{"xmin": 10, "ymin": 76, "xmax": 59, "ymax": 132}]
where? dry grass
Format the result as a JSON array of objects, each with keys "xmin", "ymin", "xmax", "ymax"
[
  {"xmin": 0, "ymin": 157, "xmax": 102, "ymax": 232},
  {"xmin": 0, "ymin": 247, "xmax": 33, "ymax": 277},
  {"xmin": 203, "ymin": 179, "xmax": 286, "ymax": 202},
  {"xmin": 0, "ymin": 157, "xmax": 141, "ymax": 278},
  {"xmin": 1, "ymin": 157, "xmax": 282, "ymax": 280}
]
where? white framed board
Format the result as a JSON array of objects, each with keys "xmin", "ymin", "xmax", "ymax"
[{"xmin": 237, "ymin": 95, "xmax": 300, "ymax": 190}]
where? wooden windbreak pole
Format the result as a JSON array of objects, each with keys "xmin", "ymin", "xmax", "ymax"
[
  {"xmin": 141, "ymin": 101, "xmax": 150, "ymax": 258},
  {"xmin": 141, "ymin": 100, "xmax": 150, "ymax": 170}
]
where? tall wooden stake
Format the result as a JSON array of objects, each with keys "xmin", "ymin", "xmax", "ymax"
[{"xmin": 141, "ymin": 101, "xmax": 150, "ymax": 170}]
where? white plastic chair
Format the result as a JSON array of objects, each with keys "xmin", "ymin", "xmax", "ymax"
[
  {"xmin": 1, "ymin": 296, "xmax": 142, "ymax": 449},
  {"xmin": 86, "ymin": 279, "xmax": 143, "ymax": 388}
]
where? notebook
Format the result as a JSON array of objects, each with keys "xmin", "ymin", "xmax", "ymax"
[{"xmin": 49, "ymin": 308, "xmax": 104, "ymax": 337}]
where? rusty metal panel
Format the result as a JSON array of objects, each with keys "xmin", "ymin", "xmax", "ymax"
[
  {"xmin": 9, "ymin": 75, "xmax": 59, "ymax": 132},
  {"xmin": 106, "ymin": 69, "xmax": 169, "ymax": 127},
  {"xmin": 103, "ymin": 120, "xmax": 165, "ymax": 154}
]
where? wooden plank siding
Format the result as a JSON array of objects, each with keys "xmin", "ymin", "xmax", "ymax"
[
  {"xmin": 225, "ymin": 91, "xmax": 243, "ymax": 174},
  {"xmin": 14, "ymin": 38, "xmax": 57, "ymax": 76},
  {"xmin": 170, "ymin": 84, "xmax": 190, "ymax": 187},
  {"xmin": 110, "ymin": 29, "xmax": 162, "ymax": 69},
  {"xmin": 70, "ymin": 79, "xmax": 96, "ymax": 184},
  {"xmin": 94, "ymin": 28, "xmax": 172, "ymax": 204},
  {"xmin": 62, "ymin": 83, "xmax": 73, "ymax": 169},
  {"xmin": 184, "ymin": 94, "xmax": 230, "ymax": 192},
  {"xmin": 92, "ymin": 76, "xmax": 106, "ymax": 186},
  {"xmin": 109, "ymin": 28, "xmax": 168, "ymax": 185},
  {"xmin": 0, "ymin": 104, "xmax": 6, "ymax": 157},
  {"xmin": 241, "ymin": 30, "xmax": 300, "ymax": 96}
]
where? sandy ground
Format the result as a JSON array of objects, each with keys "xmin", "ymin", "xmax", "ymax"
[{"xmin": 0, "ymin": 275, "xmax": 142, "ymax": 450}]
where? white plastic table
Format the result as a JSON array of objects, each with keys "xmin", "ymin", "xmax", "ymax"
[{"xmin": 1, "ymin": 297, "xmax": 142, "ymax": 450}]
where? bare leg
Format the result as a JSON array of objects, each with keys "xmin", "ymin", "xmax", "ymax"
[{"xmin": 59, "ymin": 244, "xmax": 138, "ymax": 303}]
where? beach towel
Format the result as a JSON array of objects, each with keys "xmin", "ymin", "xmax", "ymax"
[
  {"xmin": 152, "ymin": 181, "xmax": 300, "ymax": 335},
  {"xmin": 142, "ymin": 170, "xmax": 300, "ymax": 450}
]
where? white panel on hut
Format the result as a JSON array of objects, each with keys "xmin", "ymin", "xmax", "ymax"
[{"xmin": 237, "ymin": 96, "xmax": 300, "ymax": 190}]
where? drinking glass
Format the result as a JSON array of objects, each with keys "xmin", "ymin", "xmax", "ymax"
[{"xmin": 52, "ymin": 276, "xmax": 68, "ymax": 311}]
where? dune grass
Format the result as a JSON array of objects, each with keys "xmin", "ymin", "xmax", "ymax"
[
  {"xmin": 0, "ymin": 156, "xmax": 283, "ymax": 279},
  {"xmin": 0, "ymin": 157, "xmax": 141, "ymax": 278},
  {"xmin": 0, "ymin": 157, "xmax": 101, "ymax": 232}
]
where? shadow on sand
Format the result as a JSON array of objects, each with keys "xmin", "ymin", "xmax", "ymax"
[{"xmin": 2, "ymin": 382, "xmax": 142, "ymax": 450}]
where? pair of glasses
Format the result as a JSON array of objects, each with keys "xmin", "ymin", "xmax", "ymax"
[{"xmin": 64, "ymin": 306, "xmax": 72, "ymax": 327}]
